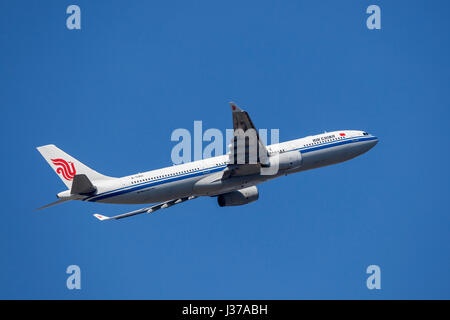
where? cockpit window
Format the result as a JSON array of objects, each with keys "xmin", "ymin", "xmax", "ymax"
[{"xmin": 363, "ymin": 132, "xmax": 369, "ymax": 136}]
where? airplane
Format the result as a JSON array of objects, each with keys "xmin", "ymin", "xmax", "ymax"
[{"xmin": 36, "ymin": 102, "xmax": 378, "ymax": 220}]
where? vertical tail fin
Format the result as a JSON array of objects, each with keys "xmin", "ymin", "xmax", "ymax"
[{"xmin": 36, "ymin": 144, "xmax": 114, "ymax": 189}]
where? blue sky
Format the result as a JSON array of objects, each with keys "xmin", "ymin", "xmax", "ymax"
[{"xmin": 1, "ymin": 0, "xmax": 449, "ymax": 299}]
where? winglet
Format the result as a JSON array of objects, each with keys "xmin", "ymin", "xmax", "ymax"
[
  {"xmin": 93, "ymin": 213, "xmax": 111, "ymax": 221},
  {"xmin": 229, "ymin": 102, "xmax": 243, "ymax": 113}
]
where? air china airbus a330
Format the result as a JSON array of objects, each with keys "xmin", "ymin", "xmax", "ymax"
[{"xmin": 37, "ymin": 102, "xmax": 378, "ymax": 220}]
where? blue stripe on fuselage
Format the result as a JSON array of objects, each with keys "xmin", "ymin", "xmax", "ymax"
[
  {"xmin": 86, "ymin": 164, "xmax": 227, "ymax": 202},
  {"xmin": 298, "ymin": 136, "xmax": 377, "ymax": 154}
]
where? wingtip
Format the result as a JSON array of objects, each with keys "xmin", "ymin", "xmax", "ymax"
[
  {"xmin": 229, "ymin": 102, "xmax": 243, "ymax": 113},
  {"xmin": 93, "ymin": 213, "xmax": 110, "ymax": 221}
]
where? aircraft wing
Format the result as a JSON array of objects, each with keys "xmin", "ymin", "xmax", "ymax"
[
  {"xmin": 93, "ymin": 196, "xmax": 197, "ymax": 221},
  {"xmin": 226, "ymin": 102, "xmax": 270, "ymax": 177}
]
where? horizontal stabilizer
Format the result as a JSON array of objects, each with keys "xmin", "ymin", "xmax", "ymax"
[{"xmin": 36, "ymin": 198, "xmax": 73, "ymax": 210}]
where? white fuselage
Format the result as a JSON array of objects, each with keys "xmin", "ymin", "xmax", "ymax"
[{"xmin": 77, "ymin": 130, "xmax": 378, "ymax": 204}]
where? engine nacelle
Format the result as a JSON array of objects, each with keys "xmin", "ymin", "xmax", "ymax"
[
  {"xmin": 268, "ymin": 150, "xmax": 302, "ymax": 172},
  {"xmin": 217, "ymin": 186, "xmax": 259, "ymax": 207}
]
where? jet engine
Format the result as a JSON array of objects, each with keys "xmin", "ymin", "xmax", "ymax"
[{"xmin": 217, "ymin": 186, "xmax": 259, "ymax": 207}]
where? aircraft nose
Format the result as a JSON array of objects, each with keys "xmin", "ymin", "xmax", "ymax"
[
  {"xmin": 357, "ymin": 135, "xmax": 378, "ymax": 155},
  {"xmin": 368, "ymin": 136, "xmax": 379, "ymax": 149}
]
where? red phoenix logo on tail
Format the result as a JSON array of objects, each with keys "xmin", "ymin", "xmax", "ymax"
[{"xmin": 51, "ymin": 158, "xmax": 76, "ymax": 181}]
